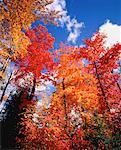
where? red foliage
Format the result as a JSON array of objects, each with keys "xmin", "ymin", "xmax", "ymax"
[
  {"xmin": 16, "ymin": 31, "xmax": 121, "ymax": 149},
  {"xmin": 16, "ymin": 25, "xmax": 55, "ymax": 79},
  {"xmin": 79, "ymin": 32, "xmax": 121, "ymax": 113}
]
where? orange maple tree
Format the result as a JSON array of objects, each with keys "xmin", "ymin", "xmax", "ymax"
[
  {"xmin": 16, "ymin": 32, "xmax": 121, "ymax": 149},
  {"xmin": 17, "ymin": 45, "xmax": 99, "ymax": 149},
  {"xmin": 77, "ymin": 32, "xmax": 121, "ymax": 113}
]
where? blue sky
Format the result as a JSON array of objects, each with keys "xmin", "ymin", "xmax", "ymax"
[
  {"xmin": 49, "ymin": 0, "xmax": 120, "ymax": 47},
  {"xmin": 66, "ymin": 0, "xmax": 120, "ymax": 40},
  {"xmin": 32, "ymin": 0, "xmax": 121, "ymax": 48}
]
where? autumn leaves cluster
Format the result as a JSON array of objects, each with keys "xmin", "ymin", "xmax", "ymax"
[
  {"xmin": 16, "ymin": 30, "xmax": 120, "ymax": 149},
  {"xmin": 0, "ymin": 0, "xmax": 121, "ymax": 149}
]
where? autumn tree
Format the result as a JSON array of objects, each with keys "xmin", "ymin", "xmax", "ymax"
[
  {"xmin": 14, "ymin": 25, "xmax": 55, "ymax": 99},
  {"xmin": 17, "ymin": 45, "xmax": 100, "ymax": 149},
  {"xmin": 0, "ymin": 0, "xmax": 58, "ymax": 61},
  {"xmin": 0, "ymin": 24, "xmax": 55, "ymax": 149},
  {"xmin": 17, "ymin": 33, "xmax": 121, "ymax": 149},
  {"xmin": 77, "ymin": 32, "xmax": 121, "ymax": 148},
  {"xmin": 0, "ymin": 0, "xmax": 58, "ymax": 103},
  {"xmin": 76, "ymin": 32, "xmax": 121, "ymax": 112}
]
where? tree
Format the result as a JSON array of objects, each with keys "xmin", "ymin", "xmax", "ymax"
[
  {"xmin": 0, "ymin": 0, "xmax": 58, "ymax": 96},
  {"xmin": 0, "ymin": 24, "xmax": 55, "ymax": 149},
  {"xmin": 14, "ymin": 25, "xmax": 55, "ymax": 99},
  {"xmin": 16, "ymin": 33, "xmax": 121, "ymax": 149},
  {"xmin": 17, "ymin": 45, "xmax": 99, "ymax": 149},
  {"xmin": 0, "ymin": 0, "xmax": 58, "ymax": 61},
  {"xmin": 77, "ymin": 32, "xmax": 121, "ymax": 148},
  {"xmin": 78, "ymin": 32, "xmax": 121, "ymax": 113}
]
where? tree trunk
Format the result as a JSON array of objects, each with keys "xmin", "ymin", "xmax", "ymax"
[
  {"xmin": 0, "ymin": 72, "xmax": 12, "ymax": 102},
  {"xmin": 62, "ymin": 78, "xmax": 68, "ymax": 129},
  {"xmin": 29, "ymin": 77, "xmax": 36, "ymax": 100},
  {"xmin": 94, "ymin": 62, "xmax": 110, "ymax": 112}
]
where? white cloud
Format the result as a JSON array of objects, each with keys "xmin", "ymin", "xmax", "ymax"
[
  {"xmin": 46, "ymin": 0, "xmax": 84, "ymax": 43},
  {"xmin": 99, "ymin": 20, "xmax": 121, "ymax": 48}
]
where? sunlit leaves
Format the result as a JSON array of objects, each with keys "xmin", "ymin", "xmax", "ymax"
[
  {"xmin": 15, "ymin": 25, "xmax": 54, "ymax": 79},
  {"xmin": 0, "ymin": 0, "xmax": 58, "ymax": 80}
]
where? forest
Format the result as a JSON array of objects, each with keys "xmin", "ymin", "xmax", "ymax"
[{"xmin": 0, "ymin": 0, "xmax": 121, "ymax": 149}]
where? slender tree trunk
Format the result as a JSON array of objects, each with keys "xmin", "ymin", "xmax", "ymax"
[
  {"xmin": 29, "ymin": 77, "xmax": 36, "ymax": 100},
  {"xmin": 62, "ymin": 78, "xmax": 68, "ymax": 129},
  {"xmin": 0, "ymin": 72, "xmax": 12, "ymax": 102},
  {"xmin": 117, "ymin": 82, "xmax": 121, "ymax": 92},
  {"xmin": 1, "ymin": 57, "xmax": 9, "ymax": 74},
  {"xmin": 62, "ymin": 78, "xmax": 75, "ymax": 149},
  {"xmin": 94, "ymin": 62, "xmax": 110, "ymax": 112}
]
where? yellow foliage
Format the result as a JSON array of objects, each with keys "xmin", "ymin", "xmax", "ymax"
[{"xmin": 54, "ymin": 46, "xmax": 100, "ymax": 113}]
